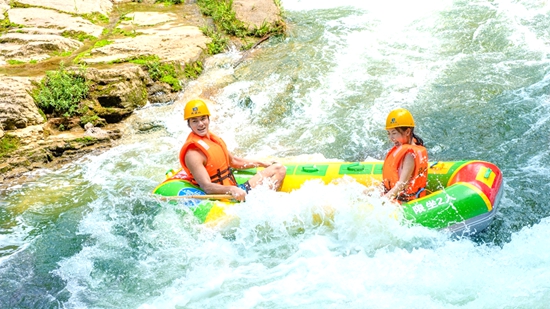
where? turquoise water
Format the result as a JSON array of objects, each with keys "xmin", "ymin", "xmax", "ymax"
[{"xmin": 2, "ymin": 0, "xmax": 550, "ymax": 308}]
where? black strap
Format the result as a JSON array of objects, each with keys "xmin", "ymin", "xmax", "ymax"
[
  {"xmin": 210, "ymin": 167, "xmax": 236, "ymax": 184},
  {"xmin": 396, "ymin": 187, "xmax": 425, "ymax": 202}
]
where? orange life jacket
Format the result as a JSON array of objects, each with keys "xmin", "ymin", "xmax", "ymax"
[
  {"xmin": 382, "ymin": 143, "xmax": 428, "ymax": 202},
  {"xmin": 179, "ymin": 132, "xmax": 237, "ymax": 187}
]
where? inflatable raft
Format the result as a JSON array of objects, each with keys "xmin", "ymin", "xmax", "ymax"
[{"xmin": 153, "ymin": 160, "xmax": 503, "ymax": 236}]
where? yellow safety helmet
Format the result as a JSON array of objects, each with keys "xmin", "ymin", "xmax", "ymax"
[
  {"xmin": 385, "ymin": 108, "xmax": 415, "ymax": 129},
  {"xmin": 184, "ymin": 99, "xmax": 210, "ymax": 120}
]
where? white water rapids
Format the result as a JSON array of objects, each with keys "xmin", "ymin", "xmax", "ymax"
[{"xmin": 2, "ymin": 0, "xmax": 550, "ymax": 308}]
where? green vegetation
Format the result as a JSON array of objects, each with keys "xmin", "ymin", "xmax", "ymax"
[
  {"xmin": 81, "ymin": 12, "xmax": 110, "ymax": 25},
  {"xmin": 6, "ymin": 58, "xmax": 43, "ymax": 65},
  {"xmin": 183, "ymin": 61, "xmax": 203, "ymax": 79},
  {"xmin": 112, "ymin": 27, "xmax": 140, "ymax": 37},
  {"xmin": 197, "ymin": 0, "xmax": 248, "ymax": 37},
  {"xmin": 142, "ymin": 57, "xmax": 183, "ymax": 91},
  {"xmin": 128, "ymin": 55, "xmax": 160, "ymax": 65},
  {"xmin": 200, "ymin": 26, "xmax": 229, "ymax": 54},
  {"xmin": 7, "ymin": 59, "xmax": 26, "ymax": 65},
  {"xmin": 94, "ymin": 39, "xmax": 113, "ymax": 48},
  {"xmin": 126, "ymin": 55, "xmax": 185, "ymax": 90},
  {"xmin": 74, "ymin": 136, "xmax": 97, "ymax": 144},
  {"xmin": 118, "ymin": 55, "xmax": 203, "ymax": 88},
  {"xmin": 195, "ymin": 0, "xmax": 285, "ymax": 56},
  {"xmin": 120, "ymin": 15, "xmax": 134, "ymax": 22},
  {"xmin": 155, "ymin": 0, "xmax": 184, "ymax": 4},
  {"xmin": 241, "ymin": 39, "xmax": 255, "ymax": 51},
  {"xmin": 10, "ymin": 2, "xmax": 31, "ymax": 8},
  {"xmin": 61, "ymin": 30, "xmax": 97, "ymax": 42},
  {"xmin": 1, "ymin": 13, "xmax": 24, "ymax": 35},
  {"xmin": 196, "ymin": 0, "xmax": 285, "ymax": 38},
  {"xmin": 32, "ymin": 63, "xmax": 89, "ymax": 117},
  {"xmin": 72, "ymin": 51, "xmax": 91, "ymax": 64},
  {"xmin": 0, "ymin": 135, "xmax": 20, "ymax": 159},
  {"xmin": 52, "ymin": 50, "xmax": 73, "ymax": 57}
]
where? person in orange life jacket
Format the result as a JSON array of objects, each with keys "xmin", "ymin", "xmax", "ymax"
[
  {"xmin": 180, "ymin": 99, "xmax": 287, "ymax": 202},
  {"xmin": 382, "ymin": 108, "xmax": 428, "ymax": 203}
]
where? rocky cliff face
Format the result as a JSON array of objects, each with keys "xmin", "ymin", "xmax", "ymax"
[
  {"xmin": 0, "ymin": 0, "xmax": 284, "ymax": 185},
  {"xmin": 0, "ymin": 76, "xmax": 43, "ymax": 129}
]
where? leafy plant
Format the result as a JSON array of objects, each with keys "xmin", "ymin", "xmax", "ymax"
[
  {"xmin": 197, "ymin": 0, "xmax": 248, "ymax": 37},
  {"xmin": 33, "ymin": 63, "xmax": 89, "ymax": 117},
  {"xmin": 196, "ymin": 0, "xmax": 285, "ymax": 40},
  {"xmin": 138, "ymin": 57, "xmax": 183, "ymax": 91},
  {"xmin": 80, "ymin": 114, "xmax": 100, "ymax": 126},
  {"xmin": 183, "ymin": 61, "xmax": 203, "ymax": 79},
  {"xmin": 160, "ymin": 75, "xmax": 182, "ymax": 91},
  {"xmin": 145, "ymin": 60, "xmax": 176, "ymax": 81},
  {"xmin": 128, "ymin": 55, "xmax": 161, "ymax": 65},
  {"xmin": 200, "ymin": 26, "xmax": 229, "ymax": 54}
]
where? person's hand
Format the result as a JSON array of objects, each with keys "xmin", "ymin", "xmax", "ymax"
[
  {"xmin": 227, "ymin": 186, "xmax": 247, "ymax": 202},
  {"xmin": 257, "ymin": 161, "xmax": 273, "ymax": 168}
]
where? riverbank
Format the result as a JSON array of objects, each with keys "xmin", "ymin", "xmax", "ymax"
[{"xmin": 0, "ymin": 0, "xmax": 285, "ymax": 187}]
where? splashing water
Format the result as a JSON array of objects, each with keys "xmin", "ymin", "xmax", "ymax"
[{"xmin": 2, "ymin": 0, "xmax": 550, "ymax": 308}]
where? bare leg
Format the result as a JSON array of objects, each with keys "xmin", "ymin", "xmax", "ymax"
[{"xmin": 248, "ymin": 163, "xmax": 286, "ymax": 190}]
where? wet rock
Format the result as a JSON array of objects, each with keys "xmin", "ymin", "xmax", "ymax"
[
  {"xmin": 1, "ymin": 7, "xmax": 104, "ymax": 63},
  {"xmin": 8, "ymin": 8, "xmax": 104, "ymax": 38},
  {"xmin": 134, "ymin": 120, "xmax": 165, "ymax": 133},
  {"xmin": 83, "ymin": 25, "xmax": 210, "ymax": 65},
  {"xmin": 147, "ymin": 82, "xmax": 177, "ymax": 104},
  {"xmin": 0, "ymin": 0, "xmax": 8, "ymax": 17},
  {"xmin": 84, "ymin": 122, "xmax": 112, "ymax": 139},
  {"xmin": 85, "ymin": 64, "xmax": 152, "ymax": 122},
  {"xmin": 233, "ymin": 0, "xmax": 282, "ymax": 31},
  {"xmin": 0, "ymin": 76, "xmax": 44, "ymax": 130},
  {"xmin": 43, "ymin": 117, "xmax": 83, "ymax": 134},
  {"xmin": 16, "ymin": 0, "xmax": 113, "ymax": 16},
  {"xmin": 0, "ymin": 32, "xmax": 82, "ymax": 63},
  {"xmin": 123, "ymin": 11, "xmax": 178, "ymax": 26}
]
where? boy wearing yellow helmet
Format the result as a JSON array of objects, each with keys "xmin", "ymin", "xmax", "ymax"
[
  {"xmin": 382, "ymin": 108, "xmax": 428, "ymax": 202},
  {"xmin": 179, "ymin": 99, "xmax": 286, "ymax": 201}
]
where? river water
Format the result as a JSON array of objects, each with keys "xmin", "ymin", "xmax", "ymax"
[{"xmin": 2, "ymin": 0, "xmax": 550, "ymax": 308}]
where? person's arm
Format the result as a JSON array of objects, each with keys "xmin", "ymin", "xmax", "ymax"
[
  {"xmin": 228, "ymin": 152, "xmax": 272, "ymax": 169},
  {"xmin": 228, "ymin": 151, "xmax": 286, "ymax": 191},
  {"xmin": 185, "ymin": 149, "xmax": 246, "ymax": 201},
  {"xmin": 383, "ymin": 153, "xmax": 415, "ymax": 200}
]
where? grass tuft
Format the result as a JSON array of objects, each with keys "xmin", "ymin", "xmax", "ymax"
[{"xmin": 32, "ymin": 63, "xmax": 89, "ymax": 118}]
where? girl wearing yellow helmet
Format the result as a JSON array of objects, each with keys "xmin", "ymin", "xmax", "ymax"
[
  {"xmin": 180, "ymin": 99, "xmax": 286, "ymax": 202},
  {"xmin": 382, "ymin": 108, "xmax": 428, "ymax": 202}
]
